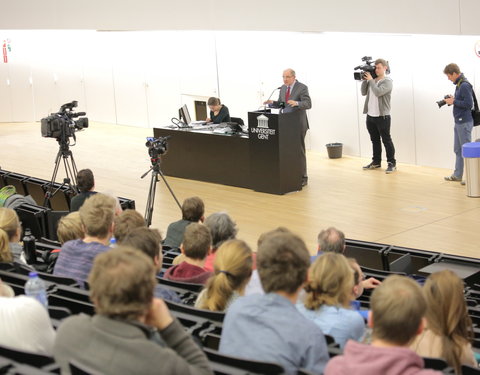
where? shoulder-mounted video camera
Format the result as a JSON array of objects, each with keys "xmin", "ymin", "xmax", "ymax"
[
  {"xmin": 353, "ymin": 56, "xmax": 377, "ymax": 81},
  {"xmin": 41, "ymin": 100, "xmax": 89, "ymax": 139}
]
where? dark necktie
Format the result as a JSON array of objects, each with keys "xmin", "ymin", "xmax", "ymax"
[{"xmin": 285, "ymin": 86, "xmax": 291, "ymax": 103}]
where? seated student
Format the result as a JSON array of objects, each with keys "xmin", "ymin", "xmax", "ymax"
[
  {"xmin": 0, "ymin": 295, "xmax": 55, "ymax": 355},
  {"xmin": 0, "ymin": 207, "xmax": 22, "ymax": 263},
  {"xmin": 205, "ymin": 97, "xmax": 231, "ymax": 124},
  {"xmin": 53, "ymin": 193, "xmax": 116, "ymax": 287},
  {"xmin": 297, "ymin": 252, "xmax": 365, "ymax": 348},
  {"xmin": 313, "ymin": 227, "xmax": 346, "ymax": 261},
  {"xmin": 43, "ymin": 211, "xmax": 86, "ymax": 273},
  {"xmin": 53, "ymin": 247, "xmax": 213, "ymax": 375},
  {"xmin": 195, "ymin": 239, "xmax": 252, "ymax": 311},
  {"xmin": 57, "ymin": 211, "xmax": 85, "ymax": 244},
  {"xmin": 348, "ymin": 257, "xmax": 369, "ymax": 321},
  {"xmin": 325, "ymin": 275, "xmax": 442, "ymax": 375},
  {"xmin": 70, "ymin": 169, "xmax": 96, "ymax": 212},
  {"xmin": 312, "ymin": 227, "xmax": 381, "ymax": 290},
  {"xmin": 220, "ymin": 231, "xmax": 329, "ymax": 375},
  {"xmin": 113, "ymin": 209, "xmax": 146, "ymax": 244},
  {"xmin": 409, "ymin": 270, "xmax": 476, "ymax": 373},
  {"xmin": 121, "ymin": 227, "xmax": 181, "ymax": 303},
  {"xmin": 163, "ymin": 197, "xmax": 204, "ymax": 249},
  {"xmin": 164, "ymin": 223, "xmax": 212, "ymax": 284},
  {"xmin": 244, "ymin": 226, "xmax": 291, "ymax": 296},
  {"xmin": 203, "ymin": 212, "xmax": 237, "ymax": 272}
]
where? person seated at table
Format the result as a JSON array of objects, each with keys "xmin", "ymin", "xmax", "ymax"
[{"xmin": 206, "ymin": 97, "xmax": 231, "ymax": 124}]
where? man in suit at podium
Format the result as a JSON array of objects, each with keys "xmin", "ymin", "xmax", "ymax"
[{"xmin": 265, "ymin": 68, "xmax": 312, "ymax": 186}]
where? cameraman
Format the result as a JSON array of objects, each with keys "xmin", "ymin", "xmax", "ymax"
[
  {"xmin": 443, "ymin": 63, "xmax": 473, "ymax": 184},
  {"xmin": 361, "ymin": 59, "xmax": 396, "ymax": 174}
]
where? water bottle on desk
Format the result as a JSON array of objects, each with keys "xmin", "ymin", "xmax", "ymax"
[
  {"xmin": 23, "ymin": 228, "xmax": 36, "ymax": 264},
  {"xmin": 25, "ymin": 272, "xmax": 48, "ymax": 309}
]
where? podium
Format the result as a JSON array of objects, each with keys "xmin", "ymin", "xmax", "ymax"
[{"xmin": 248, "ymin": 110, "xmax": 304, "ymax": 194}]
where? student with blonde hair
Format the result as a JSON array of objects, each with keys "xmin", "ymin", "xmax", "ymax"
[
  {"xmin": 57, "ymin": 211, "xmax": 85, "ymax": 244},
  {"xmin": 195, "ymin": 239, "xmax": 252, "ymax": 311},
  {"xmin": 53, "ymin": 193, "xmax": 116, "ymax": 287},
  {"xmin": 410, "ymin": 270, "xmax": 476, "ymax": 373},
  {"xmin": 297, "ymin": 252, "xmax": 365, "ymax": 348},
  {"xmin": 0, "ymin": 207, "xmax": 22, "ymax": 263}
]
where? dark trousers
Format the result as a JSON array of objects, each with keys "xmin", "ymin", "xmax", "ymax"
[{"xmin": 366, "ymin": 115, "xmax": 396, "ymax": 165}]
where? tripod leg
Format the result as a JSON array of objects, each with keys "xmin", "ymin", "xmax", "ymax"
[
  {"xmin": 157, "ymin": 170, "xmax": 182, "ymax": 210},
  {"xmin": 144, "ymin": 172, "xmax": 158, "ymax": 227},
  {"xmin": 63, "ymin": 151, "xmax": 79, "ymax": 194},
  {"xmin": 44, "ymin": 149, "xmax": 63, "ymax": 207}
]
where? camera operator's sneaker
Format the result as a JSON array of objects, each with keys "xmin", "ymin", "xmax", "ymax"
[
  {"xmin": 385, "ymin": 163, "xmax": 396, "ymax": 174},
  {"xmin": 444, "ymin": 175, "xmax": 462, "ymax": 182},
  {"xmin": 363, "ymin": 162, "xmax": 381, "ymax": 170}
]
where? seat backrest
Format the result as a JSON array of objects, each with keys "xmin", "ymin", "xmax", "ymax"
[
  {"xmin": 164, "ymin": 299, "xmax": 225, "ymax": 323},
  {"xmin": 70, "ymin": 360, "xmax": 104, "ymax": 375},
  {"xmin": 14, "ymin": 263, "xmax": 79, "ymax": 287},
  {"xmin": 203, "ymin": 347, "xmax": 284, "ymax": 375},
  {"xmin": 0, "ymin": 344, "xmax": 55, "ymax": 368},
  {"xmin": 158, "ymin": 277, "xmax": 204, "ymax": 293},
  {"xmin": 462, "ymin": 364, "xmax": 480, "ymax": 375},
  {"xmin": 422, "ymin": 357, "xmax": 449, "ymax": 371}
]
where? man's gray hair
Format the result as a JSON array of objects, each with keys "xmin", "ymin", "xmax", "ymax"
[
  {"xmin": 204, "ymin": 212, "xmax": 237, "ymax": 249},
  {"xmin": 317, "ymin": 227, "xmax": 345, "ymax": 253}
]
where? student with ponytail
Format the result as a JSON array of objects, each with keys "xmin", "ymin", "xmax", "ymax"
[
  {"xmin": 195, "ymin": 239, "xmax": 252, "ymax": 312},
  {"xmin": 0, "ymin": 207, "xmax": 22, "ymax": 263},
  {"xmin": 410, "ymin": 270, "xmax": 476, "ymax": 373}
]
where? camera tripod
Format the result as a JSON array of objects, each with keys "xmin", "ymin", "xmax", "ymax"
[
  {"xmin": 43, "ymin": 137, "xmax": 79, "ymax": 208},
  {"xmin": 142, "ymin": 156, "xmax": 181, "ymax": 227}
]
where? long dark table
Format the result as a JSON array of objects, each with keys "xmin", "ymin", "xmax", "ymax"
[
  {"xmin": 153, "ymin": 127, "xmax": 251, "ymax": 189},
  {"xmin": 154, "ymin": 110, "xmax": 304, "ymax": 194}
]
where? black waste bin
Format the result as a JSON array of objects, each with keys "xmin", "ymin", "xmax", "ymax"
[{"xmin": 326, "ymin": 143, "xmax": 343, "ymax": 159}]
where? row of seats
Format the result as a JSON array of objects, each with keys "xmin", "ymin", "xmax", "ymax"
[{"xmin": 0, "ymin": 168, "xmax": 135, "ymax": 241}]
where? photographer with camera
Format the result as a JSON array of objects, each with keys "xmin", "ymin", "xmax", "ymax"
[
  {"xmin": 361, "ymin": 59, "xmax": 396, "ymax": 174},
  {"xmin": 442, "ymin": 63, "xmax": 473, "ymax": 184}
]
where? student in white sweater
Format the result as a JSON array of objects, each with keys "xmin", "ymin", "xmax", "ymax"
[{"xmin": 0, "ymin": 295, "xmax": 56, "ymax": 355}]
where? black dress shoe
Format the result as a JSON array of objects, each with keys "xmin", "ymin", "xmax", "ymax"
[{"xmin": 302, "ymin": 177, "xmax": 308, "ymax": 187}]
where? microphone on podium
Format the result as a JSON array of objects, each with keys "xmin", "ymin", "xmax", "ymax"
[{"xmin": 260, "ymin": 86, "xmax": 282, "ymax": 111}]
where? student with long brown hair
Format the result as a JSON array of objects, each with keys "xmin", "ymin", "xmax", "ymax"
[
  {"xmin": 195, "ymin": 239, "xmax": 252, "ymax": 312},
  {"xmin": 410, "ymin": 270, "xmax": 476, "ymax": 373}
]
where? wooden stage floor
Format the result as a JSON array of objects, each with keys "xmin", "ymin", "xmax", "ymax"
[{"xmin": 1, "ymin": 122, "xmax": 479, "ymax": 259}]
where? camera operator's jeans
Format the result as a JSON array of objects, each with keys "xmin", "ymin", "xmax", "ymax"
[
  {"xmin": 453, "ymin": 120, "xmax": 473, "ymax": 179},
  {"xmin": 366, "ymin": 115, "xmax": 396, "ymax": 165}
]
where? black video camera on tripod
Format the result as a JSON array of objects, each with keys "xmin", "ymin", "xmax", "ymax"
[
  {"xmin": 41, "ymin": 100, "xmax": 89, "ymax": 140},
  {"xmin": 142, "ymin": 136, "xmax": 181, "ymax": 227},
  {"xmin": 41, "ymin": 101, "xmax": 88, "ymax": 207}
]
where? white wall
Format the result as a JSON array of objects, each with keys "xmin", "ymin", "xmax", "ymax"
[
  {"xmin": 1, "ymin": 0, "xmax": 480, "ymax": 35},
  {"xmin": 1, "ymin": 29, "xmax": 480, "ymax": 170}
]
